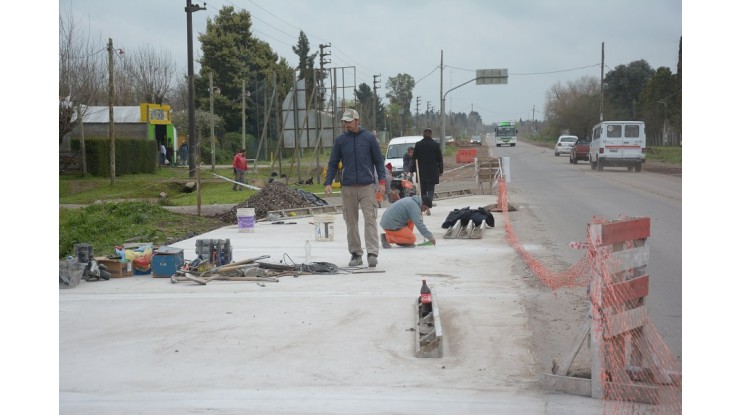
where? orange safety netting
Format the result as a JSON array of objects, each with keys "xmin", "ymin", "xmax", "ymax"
[{"xmin": 497, "ymin": 179, "xmax": 682, "ymax": 414}]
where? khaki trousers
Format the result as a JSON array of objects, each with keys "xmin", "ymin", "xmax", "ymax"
[{"xmin": 341, "ymin": 184, "xmax": 379, "ymax": 257}]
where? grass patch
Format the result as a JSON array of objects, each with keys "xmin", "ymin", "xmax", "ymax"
[
  {"xmin": 646, "ymin": 146, "xmax": 681, "ymax": 164},
  {"xmin": 60, "ymin": 165, "xmax": 325, "ymax": 205},
  {"xmin": 59, "ymin": 201, "xmax": 225, "ymax": 259}
]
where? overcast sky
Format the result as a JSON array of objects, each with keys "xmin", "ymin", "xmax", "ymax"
[{"xmin": 56, "ymin": 0, "xmax": 682, "ymax": 127}]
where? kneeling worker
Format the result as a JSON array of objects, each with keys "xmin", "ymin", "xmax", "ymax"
[{"xmin": 379, "ymin": 195, "xmax": 436, "ymax": 248}]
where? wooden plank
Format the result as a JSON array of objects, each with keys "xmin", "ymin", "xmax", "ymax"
[
  {"xmin": 604, "ymin": 246, "xmax": 650, "ymax": 275},
  {"xmin": 600, "ymin": 217, "xmax": 651, "ymax": 245},
  {"xmin": 602, "ymin": 274, "xmax": 650, "ymax": 308},
  {"xmin": 605, "ymin": 305, "xmax": 647, "ymax": 338}
]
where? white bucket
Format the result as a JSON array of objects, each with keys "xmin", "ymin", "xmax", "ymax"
[
  {"xmin": 237, "ymin": 208, "xmax": 255, "ymax": 233},
  {"xmin": 314, "ymin": 214, "xmax": 335, "ymax": 241}
]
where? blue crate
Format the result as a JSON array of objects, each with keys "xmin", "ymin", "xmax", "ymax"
[{"xmin": 151, "ymin": 247, "xmax": 184, "ymax": 278}]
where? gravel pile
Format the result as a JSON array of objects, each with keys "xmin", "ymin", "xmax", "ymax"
[{"xmin": 217, "ymin": 182, "xmax": 326, "ymax": 223}]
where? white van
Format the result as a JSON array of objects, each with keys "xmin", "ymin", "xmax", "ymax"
[
  {"xmin": 588, "ymin": 121, "xmax": 646, "ymax": 172},
  {"xmin": 385, "ymin": 136, "xmax": 424, "ymax": 177}
]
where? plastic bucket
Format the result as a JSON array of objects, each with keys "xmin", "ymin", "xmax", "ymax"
[
  {"xmin": 314, "ymin": 214, "xmax": 335, "ymax": 241},
  {"xmin": 237, "ymin": 208, "xmax": 256, "ymax": 233}
]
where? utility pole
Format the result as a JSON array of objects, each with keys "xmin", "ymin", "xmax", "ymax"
[
  {"xmin": 373, "ymin": 74, "xmax": 380, "ymax": 136},
  {"xmin": 600, "ymin": 42, "xmax": 604, "ymax": 122},
  {"xmin": 415, "ymin": 96, "xmax": 420, "ymax": 130},
  {"xmin": 209, "ymin": 72, "xmax": 216, "ymax": 171},
  {"xmin": 107, "ymin": 38, "xmax": 116, "ymax": 185},
  {"xmin": 185, "ymin": 0, "xmax": 206, "ymax": 178},
  {"xmin": 319, "ymin": 43, "xmax": 331, "ymax": 110},
  {"xmin": 242, "ymin": 79, "xmax": 246, "ymax": 150},
  {"xmin": 439, "ymin": 50, "xmax": 445, "ymax": 152}
]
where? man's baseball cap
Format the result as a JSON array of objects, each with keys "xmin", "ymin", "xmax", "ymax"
[{"xmin": 341, "ymin": 108, "xmax": 359, "ymax": 122}]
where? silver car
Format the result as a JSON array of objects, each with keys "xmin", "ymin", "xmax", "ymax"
[{"xmin": 554, "ymin": 135, "xmax": 578, "ymax": 156}]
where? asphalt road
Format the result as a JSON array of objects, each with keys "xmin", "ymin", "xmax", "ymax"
[{"xmin": 487, "ymin": 139, "xmax": 682, "ymax": 364}]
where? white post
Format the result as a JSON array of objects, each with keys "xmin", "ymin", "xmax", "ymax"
[{"xmin": 502, "ymin": 156, "xmax": 511, "ymax": 183}]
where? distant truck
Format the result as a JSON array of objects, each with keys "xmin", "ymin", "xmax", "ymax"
[{"xmin": 588, "ymin": 121, "xmax": 646, "ymax": 172}]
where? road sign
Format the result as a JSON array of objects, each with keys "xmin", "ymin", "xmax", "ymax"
[{"xmin": 476, "ymin": 68, "xmax": 508, "ymax": 85}]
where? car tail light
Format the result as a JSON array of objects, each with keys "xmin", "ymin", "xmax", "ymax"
[
  {"xmin": 642, "ymin": 148, "xmax": 647, "ymax": 154},
  {"xmin": 599, "ymin": 148, "xmax": 604, "ymax": 154}
]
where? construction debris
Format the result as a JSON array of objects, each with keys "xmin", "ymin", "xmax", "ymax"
[{"xmin": 217, "ymin": 182, "xmax": 328, "ymax": 223}]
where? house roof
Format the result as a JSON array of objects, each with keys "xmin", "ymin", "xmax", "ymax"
[{"xmin": 74, "ymin": 106, "xmax": 143, "ymax": 123}]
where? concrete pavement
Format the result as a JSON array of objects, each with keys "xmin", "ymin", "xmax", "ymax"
[{"xmin": 59, "ymin": 194, "xmax": 606, "ymax": 414}]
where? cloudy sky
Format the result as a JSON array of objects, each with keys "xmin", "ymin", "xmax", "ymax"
[{"xmin": 55, "ymin": 0, "xmax": 682, "ymax": 127}]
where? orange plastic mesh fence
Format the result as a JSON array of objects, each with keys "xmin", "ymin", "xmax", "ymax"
[{"xmin": 498, "ymin": 180, "xmax": 682, "ymax": 414}]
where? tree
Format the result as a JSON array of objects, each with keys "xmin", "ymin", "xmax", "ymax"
[
  {"xmin": 639, "ymin": 67, "xmax": 678, "ymax": 142},
  {"xmin": 604, "ymin": 60, "xmax": 655, "ymax": 119},
  {"xmin": 292, "ymin": 31, "xmax": 318, "ymax": 106},
  {"xmin": 544, "ymin": 76, "xmax": 601, "ymax": 138},
  {"xmin": 355, "ymin": 83, "xmax": 374, "ymax": 127},
  {"xmin": 468, "ymin": 110, "xmax": 483, "ymax": 133},
  {"xmin": 197, "ymin": 6, "xmax": 294, "ymax": 135},
  {"xmin": 385, "ymin": 74, "xmax": 415, "ymax": 135},
  {"xmin": 125, "ymin": 45, "xmax": 178, "ymax": 104},
  {"xmin": 58, "ymin": 6, "xmax": 106, "ymax": 142}
]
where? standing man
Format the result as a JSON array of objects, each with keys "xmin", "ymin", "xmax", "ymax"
[
  {"xmin": 379, "ymin": 195, "xmax": 436, "ymax": 248},
  {"xmin": 232, "ymin": 149, "xmax": 248, "ymax": 191},
  {"xmin": 324, "ymin": 109, "xmax": 387, "ymax": 268},
  {"xmin": 411, "ymin": 128, "xmax": 444, "ymax": 203},
  {"xmin": 402, "ymin": 147, "xmax": 414, "ymax": 180},
  {"xmin": 178, "ymin": 142, "xmax": 189, "ymax": 167}
]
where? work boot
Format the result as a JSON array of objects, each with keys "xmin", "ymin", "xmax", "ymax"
[
  {"xmin": 349, "ymin": 254, "xmax": 363, "ymax": 267},
  {"xmin": 367, "ymin": 254, "xmax": 378, "ymax": 268},
  {"xmin": 380, "ymin": 234, "xmax": 392, "ymax": 249}
]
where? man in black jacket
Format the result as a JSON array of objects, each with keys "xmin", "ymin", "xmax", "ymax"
[{"xmin": 411, "ymin": 128, "xmax": 444, "ymax": 203}]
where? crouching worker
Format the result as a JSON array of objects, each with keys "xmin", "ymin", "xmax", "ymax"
[{"xmin": 379, "ymin": 195, "xmax": 436, "ymax": 248}]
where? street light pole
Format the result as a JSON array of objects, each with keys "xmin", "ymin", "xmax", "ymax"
[{"xmin": 441, "ymin": 68, "xmax": 508, "ymax": 152}]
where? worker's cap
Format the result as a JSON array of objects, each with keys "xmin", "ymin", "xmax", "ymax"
[
  {"xmin": 423, "ymin": 127, "xmax": 432, "ymax": 133},
  {"xmin": 341, "ymin": 108, "xmax": 360, "ymax": 122}
]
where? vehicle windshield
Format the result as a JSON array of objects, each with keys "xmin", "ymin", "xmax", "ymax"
[
  {"xmin": 496, "ymin": 127, "xmax": 516, "ymax": 136},
  {"xmin": 561, "ymin": 136, "xmax": 577, "ymax": 142},
  {"xmin": 386, "ymin": 144, "xmax": 408, "ymax": 159}
]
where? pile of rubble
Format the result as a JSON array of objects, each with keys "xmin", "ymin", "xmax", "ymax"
[{"xmin": 217, "ymin": 181, "xmax": 327, "ymax": 223}]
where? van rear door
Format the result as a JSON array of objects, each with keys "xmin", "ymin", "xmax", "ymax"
[{"xmin": 620, "ymin": 123, "xmax": 644, "ymax": 160}]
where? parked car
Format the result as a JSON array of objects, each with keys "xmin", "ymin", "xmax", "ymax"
[
  {"xmin": 569, "ymin": 137, "xmax": 590, "ymax": 164},
  {"xmin": 470, "ymin": 135, "xmax": 482, "ymax": 145},
  {"xmin": 554, "ymin": 135, "xmax": 578, "ymax": 156},
  {"xmin": 445, "ymin": 136, "xmax": 454, "ymax": 143}
]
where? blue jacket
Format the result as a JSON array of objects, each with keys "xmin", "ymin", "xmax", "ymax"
[{"xmin": 324, "ymin": 127, "xmax": 386, "ymax": 187}]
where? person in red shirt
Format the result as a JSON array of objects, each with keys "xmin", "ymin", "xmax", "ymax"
[{"xmin": 232, "ymin": 149, "xmax": 248, "ymax": 191}]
